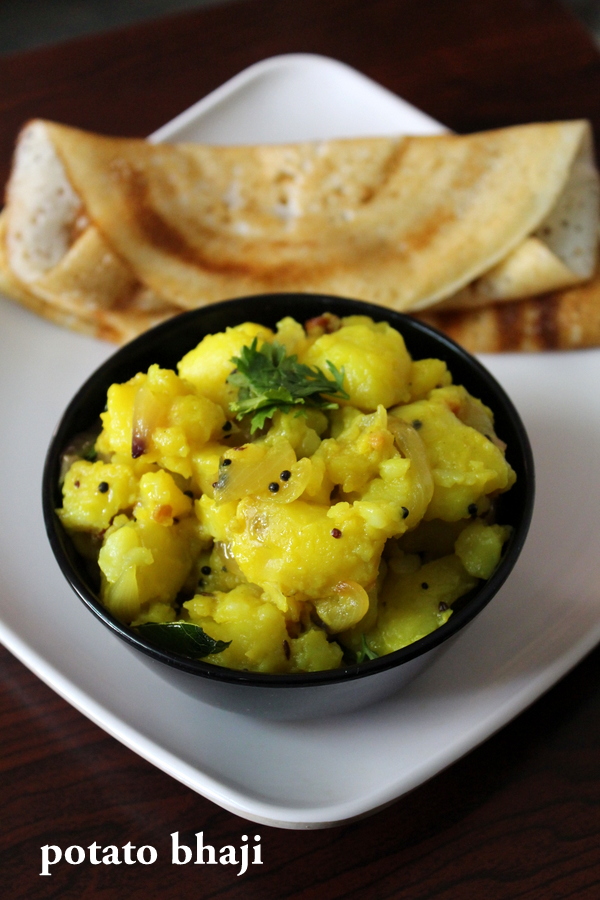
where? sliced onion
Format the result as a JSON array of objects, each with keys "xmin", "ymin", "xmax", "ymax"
[
  {"xmin": 314, "ymin": 580, "xmax": 370, "ymax": 633},
  {"xmin": 131, "ymin": 380, "xmax": 164, "ymax": 459},
  {"xmin": 269, "ymin": 457, "xmax": 312, "ymax": 503},
  {"xmin": 387, "ymin": 416, "xmax": 434, "ymax": 525},
  {"xmin": 214, "ymin": 438, "xmax": 296, "ymax": 503},
  {"xmin": 457, "ymin": 394, "xmax": 506, "ymax": 451}
]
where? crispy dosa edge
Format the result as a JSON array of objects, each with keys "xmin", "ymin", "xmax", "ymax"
[
  {"xmin": 3, "ymin": 120, "xmax": 186, "ymax": 325},
  {"xmin": 39, "ymin": 119, "xmax": 593, "ymax": 313},
  {"xmin": 0, "ymin": 211, "xmax": 177, "ymax": 342},
  {"xmin": 417, "ymin": 268, "xmax": 600, "ymax": 352}
]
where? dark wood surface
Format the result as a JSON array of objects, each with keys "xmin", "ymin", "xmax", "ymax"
[{"xmin": 2, "ymin": 1, "xmax": 600, "ymax": 897}]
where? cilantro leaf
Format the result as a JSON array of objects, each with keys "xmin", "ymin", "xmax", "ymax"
[
  {"xmin": 137, "ymin": 622, "xmax": 231, "ymax": 660},
  {"xmin": 228, "ymin": 339, "xmax": 349, "ymax": 432},
  {"xmin": 355, "ymin": 634, "xmax": 379, "ymax": 664}
]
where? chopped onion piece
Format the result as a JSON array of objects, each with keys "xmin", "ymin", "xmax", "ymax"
[{"xmin": 387, "ymin": 416, "xmax": 434, "ymax": 526}]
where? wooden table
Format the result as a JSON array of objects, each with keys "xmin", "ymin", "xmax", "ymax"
[{"xmin": 2, "ymin": 1, "xmax": 600, "ymax": 896}]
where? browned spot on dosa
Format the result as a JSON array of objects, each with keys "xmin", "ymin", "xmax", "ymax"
[{"xmin": 418, "ymin": 272, "xmax": 600, "ymax": 352}]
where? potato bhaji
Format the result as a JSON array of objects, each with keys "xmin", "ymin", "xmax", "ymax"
[{"xmin": 57, "ymin": 314, "xmax": 515, "ymax": 672}]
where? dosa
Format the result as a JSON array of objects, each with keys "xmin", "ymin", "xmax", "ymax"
[
  {"xmin": 2, "ymin": 118, "xmax": 597, "ymax": 340},
  {"xmin": 0, "ymin": 207, "xmax": 178, "ymax": 343},
  {"xmin": 418, "ymin": 269, "xmax": 600, "ymax": 352}
]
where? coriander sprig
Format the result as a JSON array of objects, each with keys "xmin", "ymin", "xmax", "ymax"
[
  {"xmin": 227, "ymin": 338, "xmax": 348, "ymax": 432},
  {"xmin": 355, "ymin": 634, "xmax": 379, "ymax": 663}
]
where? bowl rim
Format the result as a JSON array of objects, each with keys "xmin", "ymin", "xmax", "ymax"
[{"xmin": 42, "ymin": 292, "xmax": 535, "ymax": 689}]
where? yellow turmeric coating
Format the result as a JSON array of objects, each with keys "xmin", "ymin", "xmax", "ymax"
[{"xmin": 57, "ymin": 314, "xmax": 515, "ymax": 672}]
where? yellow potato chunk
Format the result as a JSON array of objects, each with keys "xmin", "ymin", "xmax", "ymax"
[
  {"xmin": 391, "ymin": 393, "xmax": 515, "ymax": 521},
  {"xmin": 177, "ymin": 322, "xmax": 274, "ymax": 409},
  {"xmin": 190, "ymin": 442, "xmax": 223, "ymax": 497},
  {"xmin": 185, "ymin": 585, "xmax": 344, "ymax": 673},
  {"xmin": 301, "ymin": 317, "xmax": 411, "ymax": 411},
  {"xmin": 135, "ymin": 469, "xmax": 193, "ymax": 526},
  {"xmin": 455, "ymin": 520, "xmax": 512, "ymax": 579},
  {"xmin": 407, "ymin": 358, "xmax": 452, "ymax": 402},
  {"xmin": 227, "ymin": 497, "xmax": 385, "ymax": 601},
  {"xmin": 274, "ymin": 316, "xmax": 312, "ymax": 356},
  {"xmin": 185, "ymin": 584, "xmax": 290, "ymax": 673},
  {"xmin": 289, "ymin": 629, "xmax": 343, "ymax": 672},
  {"xmin": 319, "ymin": 406, "xmax": 396, "ymax": 494},
  {"xmin": 95, "ymin": 375, "xmax": 142, "ymax": 458},
  {"xmin": 58, "ymin": 460, "xmax": 138, "ymax": 532},
  {"xmin": 364, "ymin": 555, "xmax": 476, "ymax": 656},
  {"xmin": 266, "ymin": 408, "xmax": 326, "ymax": 458},
  {"xmin": 169, "ymin": 393, "xmax": 227, "ymax": 447},
  {"xmin": 99, "ymin": 517, "xmax": 198, "ymax": 622},
  {"xmin": 96, "ymin": 364, "xmax": 224, "ymax": 478}
]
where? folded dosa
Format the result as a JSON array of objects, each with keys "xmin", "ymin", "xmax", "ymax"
[
  {"xmin": 0, "ymin": 210, "xmax": 179, "ymax": 342},
  {"xmin": 3, "ymin": 118, "xmax": 598, "ymax": 326},
  {"xmin": 418, "ymin": 269, "xmax": 600, "ymax": 352}
]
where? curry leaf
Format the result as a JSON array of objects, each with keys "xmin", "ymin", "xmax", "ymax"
[{"xmin": 137, "ymin": 622, "xmax": 231, "ymax": 660}]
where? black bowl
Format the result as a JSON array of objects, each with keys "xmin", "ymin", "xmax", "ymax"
[{"xmin": 43, "ymin": 293, "xmax": 534, "ymax": 719}]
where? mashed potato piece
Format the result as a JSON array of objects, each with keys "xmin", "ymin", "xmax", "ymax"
[{"xmin": 57, "ymin": 314, "xmax": 516, "ymax": 673}]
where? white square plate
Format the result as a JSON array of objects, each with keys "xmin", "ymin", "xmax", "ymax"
[{"xmin": 1, "ymin": 54, "xmax": 599, "ymax": 829}]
